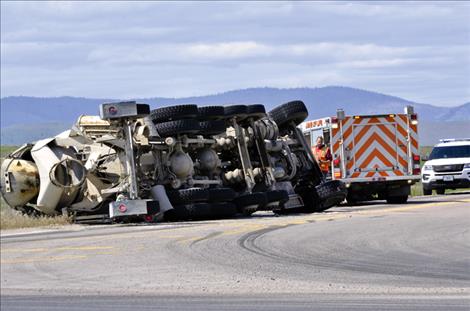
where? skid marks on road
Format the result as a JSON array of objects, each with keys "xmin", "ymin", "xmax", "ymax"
[
  {"xmin": 2, "ymin": 198, "xmax": 469, "ymax": 266},
  {"xmin": 355, "ymin": 198, "xmax": 470, "ymax": 216},
  {"xmin": 175, "ymin": 198, "xmax": 470, "ymax": 248}
]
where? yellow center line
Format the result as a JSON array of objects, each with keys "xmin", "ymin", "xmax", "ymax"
[
  {"xmin": 2, "ymin": 245, "xmax": 115, "ymax": 253},
  {"xmin": 176, "ymin": 236, "xmax": 202, "ymax": 244},
  {"xmin": 2, "ymin": 248, "xmax": 49, "ymax": 253},
  {"xmin": 1, "ymin": 255, "xmax": 88, "ymax": 264},
  {"xmin": 55, "ymin": 246, "xmax": 115, "ymax": 251},
  {"xmin": 220, "ymin": 224, "xmax": 268, "ymax": 236},
  {"xmin": 26, "ymin": 223, "xmax": 219, "ymax": 244}
]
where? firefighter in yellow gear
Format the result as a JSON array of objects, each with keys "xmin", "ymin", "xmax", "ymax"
[{"xmin": 312, "ymin": 136, "xmax": 332, "ymax": 175}]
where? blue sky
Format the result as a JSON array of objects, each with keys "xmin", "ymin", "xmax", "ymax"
[{"xmin": 1, "ymin": 1, "xmax": 469, "ymax": 106}]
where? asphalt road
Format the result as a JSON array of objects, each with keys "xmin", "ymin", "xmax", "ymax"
[{"xmin": 1, "ymin": 193, "xmax": 470, "ymax": 310}]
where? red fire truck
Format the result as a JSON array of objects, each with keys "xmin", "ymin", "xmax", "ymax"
[{"xmin": 300, "ymin": 106, "xmax": 421, "ymax": 204}]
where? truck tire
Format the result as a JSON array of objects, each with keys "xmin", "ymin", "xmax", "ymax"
[
  {"xmin": 266, "ymin": 190, "xmax": 289, "ymax": 204},
  {"xmin": 208, "ymin": 187, "xmax": 237, "ymax": 202},
  {"xmin": 166, "ymin": 202, "xmax": 221, "ymax": 221},
  {"xmin": 386, "ymin": 195, "xmax": 408, "ymax": 204},
  {"xmin": 224, "ymin": 105, "xmax": 248, "ymax": 119},
  {"xmin": 199, "ymin": 120, "xmax": 227, "ymax": 136},
  {"xmin": 150, "ymin": 105, "xmax": 199, "ymax": 123},
  {"xmin": 164, "ymin": 205, "xmax": 191, "ymax": 221},
  {"xmin": 234, "ymin": 192, "xmax": 267, "ymax": 215},
  {"xmin": 260, "ymin": 190, "xmax": 290, "ymax": 211},
  {"xmin": 315, "ymin": 180, "xmax": 347, "ymax": 211},
  {"xmin": 198, "ymin": 106, "xmax": 225, "ymax": 120},
  {"xmin": 179, "ymin": 202, "xmax": 238, "ymax": 220},
  {"xmin": 166, "ymin": 188, "xmax": 209, "ymax": 205},
  {"xmin": 436, "ymin": 188, "xmax": 445, "ymax": 195},
  {"xmin": 423, "ymin": 186, "xmax": 432, "ymax": 195},
  {"xmin": 190, "ymin": 203, "xmax": 213, "ymax": 219},
  {"xmin": 346, "ymin": 192, "xmax": 358, "ymax": 205},
  {"xmin": 154, "ymin": 119, "xmax": 200, "ymax": 137},
  {"xmin": 268, "ymin": 100, "xmax": 308, "ymax": 128},
  {"xmin": 246, "ymin": 104, "xmax": 266, "ymax": 120},
  {"xmin": 210, "ymin": 202, "xmax": 237, "ymax": 218}
]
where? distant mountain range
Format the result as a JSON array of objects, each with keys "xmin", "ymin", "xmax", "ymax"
[{"xmin": 1, "ymin": 86, "xmax": 469, "ymax": 146}]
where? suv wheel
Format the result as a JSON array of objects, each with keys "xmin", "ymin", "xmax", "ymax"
[
  {"xmin": 386, "ymin": 195, "xmax": 408, "ymax": 204},
  {"xmin": 422, "ymin": 186, "xmax": 432, "ymax": 196}
]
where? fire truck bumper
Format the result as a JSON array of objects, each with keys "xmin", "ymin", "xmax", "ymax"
[{"xmin": 340, "ymin": 175, "xmax": 421, "ymax": 185}]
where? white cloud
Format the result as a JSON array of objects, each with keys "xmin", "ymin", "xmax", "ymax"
[
  {"xmin": 186, "ymin": 41, "xmax": 271, "ymax": 59},
  {"xmin": 309, "ymin": 2, "xmax": 456, "ymax": 18},
  {"xmin": 1, "ymin": 1, "xmax": 469, "ymax": 105}
]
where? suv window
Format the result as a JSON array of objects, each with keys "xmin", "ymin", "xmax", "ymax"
[{"xmin": 429, "ymin": 145, "xmax": 470, "ymax": 160}]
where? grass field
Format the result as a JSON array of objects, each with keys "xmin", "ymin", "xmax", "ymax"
[
  {"xmin": 0, "ymin": 198, "xmax": 70, "ymax": 230},
  {"xmin": 0, "ymin": 145, "xmax": 19, "ymax": 159}
]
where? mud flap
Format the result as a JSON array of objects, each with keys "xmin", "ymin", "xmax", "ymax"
[{"xmin": 109, "ymin": 199, "xmax": 159, "ymax": 218}]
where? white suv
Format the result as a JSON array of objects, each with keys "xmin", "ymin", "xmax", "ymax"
[{"xmin": 421, "ymin": 139, "xmax": 470, "ymax": 195}]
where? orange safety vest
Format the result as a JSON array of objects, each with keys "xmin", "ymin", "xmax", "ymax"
[{"xmin": 312, "ymin": 146, "xmax": 331, "ymax": 173}]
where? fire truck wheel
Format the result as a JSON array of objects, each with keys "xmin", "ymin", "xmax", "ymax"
[
  {"xmin": 166, "ymin": 188, "xmax": 210, "ymax": 205},
  {"xmin": 150, "ymin": 105, "xmax": 199, "ymax": 123},
  {"xmin": 386, "ymin": 195, "xmax": 409, "ymax": 204},
  {"xmin": 346, "ymin": 193, "xmax": 358, "ymax": 205},
  {"xmin": 422, "ymin": 186, "xmax": 432, "ymax": 196},
  {"xmin": 198, "ymin": 106, "xmax": 225, "ymax": 120},
  {"xmin": 268, "ymin": 100, "xmax": 308, "ymax": 128},
  {"xmin": 154, "ymin": 119, "xmax": 201, "ymax": 137}
]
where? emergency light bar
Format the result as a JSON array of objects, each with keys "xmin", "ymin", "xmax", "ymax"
[{"xmin": 353, "ymin": 114, "xmax": 400, "ymax": 119}]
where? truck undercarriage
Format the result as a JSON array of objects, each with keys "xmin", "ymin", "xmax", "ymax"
[{"xmin": 1, "ymin": 100, "xmax": 346, "ymax": 223}]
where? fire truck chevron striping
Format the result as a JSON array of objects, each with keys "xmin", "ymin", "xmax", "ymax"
[{"xmin": 300, "ymin": 106, "xmax": 420, "ymax": 204}]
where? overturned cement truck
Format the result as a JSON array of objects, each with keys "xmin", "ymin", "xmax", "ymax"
[{"xmin": 0, "ymin": 100, "xmax": 346, "ymax": 222}]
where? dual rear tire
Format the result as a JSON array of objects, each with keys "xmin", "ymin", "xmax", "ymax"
[
  {"xmin": 386, "ymin": 195, "xmax": 408, "ymax": 204},
  {"xmin": 268, "ymin": 100, "xmax": 308, "ymax": 129}
]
